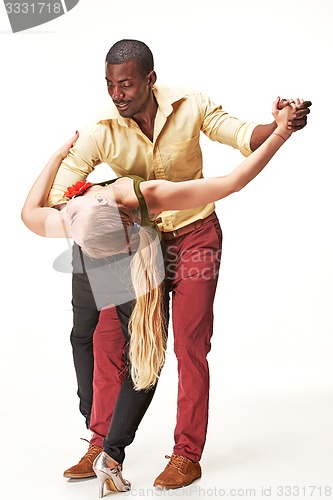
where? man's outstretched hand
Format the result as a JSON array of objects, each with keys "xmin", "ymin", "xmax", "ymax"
[{"xmin": 278, "ymin": 98, "xmax": 312, "ymax": 131}]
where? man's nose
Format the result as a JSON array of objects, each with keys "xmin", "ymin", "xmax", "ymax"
[{"xmin": 112, "ymin": 86, "xmax": 124, "ymax": 100}]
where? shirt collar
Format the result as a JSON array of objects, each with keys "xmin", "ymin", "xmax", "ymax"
[{"xmin": 96, "ymin": 85, "xmax": 187, "ymax": 125}]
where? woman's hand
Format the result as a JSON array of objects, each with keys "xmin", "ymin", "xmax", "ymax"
[
  {"xmin": 21, "ymin": 131, "xmax": 80, "ymax": 236},
  {"xmin": 57, "ymin": 131, "xmax": 79, "ymax": 159},
  {"xmin": 278, "ymin": 98, "xmax": 311, "ymax": 131},
  {"xmin": 272, "ymin": 98, "xmax": 297, "ymax": 140}
]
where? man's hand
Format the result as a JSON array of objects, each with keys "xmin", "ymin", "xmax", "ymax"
[
  {"xmin": 271, "ymin": 97, "xmax": 297, "ymax": 140},
  {"xmin": 278, "ymin": 98, "xmax": 312, "ymax": 132}
]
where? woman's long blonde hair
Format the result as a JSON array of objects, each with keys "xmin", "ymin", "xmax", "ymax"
[{"xmin": 80, "ymin": 202, "xmax": 167, "ymax": 391}]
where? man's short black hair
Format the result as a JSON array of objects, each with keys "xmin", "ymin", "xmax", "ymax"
[{"xmin": 106, "ymin": 39, "xmax": 154, "ymax": 76}]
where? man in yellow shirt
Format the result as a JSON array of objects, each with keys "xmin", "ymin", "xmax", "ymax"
[{"xmin": 49, "ymin": 39, "xmax": 311, "ymax": 488}]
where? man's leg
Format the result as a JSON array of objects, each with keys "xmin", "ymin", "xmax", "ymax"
[
  {"xmin": 64, "ymin": 305, "xmax": 127, "ymax": 479},
  {"xmin": 90, "ymin": 306, "xmax": 127, "ymax": 448},
  {"xmin": 154, "ymin": 217, "xmax": 222, "ymax": 488}
]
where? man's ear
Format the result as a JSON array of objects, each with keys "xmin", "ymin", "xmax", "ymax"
[{"xmin": 147, "ymin": 70, "xmax": 157, "ymax": 87}]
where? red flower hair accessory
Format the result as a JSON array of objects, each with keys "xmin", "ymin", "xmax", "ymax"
[{"xmin": 65, "ymin": 180, "xmax": 92, "ymax": 199}]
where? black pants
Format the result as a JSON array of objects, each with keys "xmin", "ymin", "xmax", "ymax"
[
  {"xmin": 102, "ymin": 301, "xmax": 158, "ymax": 463},
  {"xmin": 70, "ymin": 244, "xmax": 99, "ymax": 428},
  {"xmin": 70, "ymin": 277, "xmax": 98, "ymax": 427},
  {"xmin": 70, "ymin": 243, "xmax": 166, "ymax": 462},
  {"xmin": 70, "ymin": 242, "xmax": 135, "ymax": 427}
]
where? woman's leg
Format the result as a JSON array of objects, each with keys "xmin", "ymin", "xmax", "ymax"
[
  {"xmin": 101, "ymin": 300, "xmax": 154, "ymax": 463},
  {"xmin": 70, "ymin": 243, "xmax": 100, "ymax": 428},
  {"xmin": 102, "ymin": 372, "xmax": 157, "ymax": 463},
  {"xmin": 102, "ymin": 290, "xmax": 169, "ymax": 464}
]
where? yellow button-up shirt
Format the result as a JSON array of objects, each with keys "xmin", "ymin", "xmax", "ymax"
[{"xmin": 47, "ymin": 85, "xmax": 257, "ymax": 232}]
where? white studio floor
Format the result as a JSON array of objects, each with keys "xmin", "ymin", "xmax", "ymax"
[{"xmin": 1, "ymin": 326, "xmax": 332, "ymax": 500}]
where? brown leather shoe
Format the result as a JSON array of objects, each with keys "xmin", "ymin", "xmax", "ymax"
[
  {"xmin": 63, "ymin": 443, "xmax": 103, "ymax": 479},
  {"xmin": 153, "ymin": 454, "xmax": 201, "ymax": 489}
]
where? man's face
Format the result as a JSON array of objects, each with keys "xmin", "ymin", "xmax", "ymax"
[{"xmin": 105, "ymin": 59, "xmax": 155, "ymax": 118}]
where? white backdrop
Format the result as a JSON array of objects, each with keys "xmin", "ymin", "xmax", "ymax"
[{"xmin": 1, "ymin": 1, "xmax": 332, "ymax": 499}]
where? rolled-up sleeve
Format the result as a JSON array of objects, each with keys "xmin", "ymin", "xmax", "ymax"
[
  {"xmin": 46, "ymin": 124, "xmax": 103, "ymax": 207},
  {"xmin": 199, "ymin": 93, "xmax": 257, "ymax": 157}
]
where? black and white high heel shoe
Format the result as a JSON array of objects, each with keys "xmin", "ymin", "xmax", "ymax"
[{"xmin": 93, "ymin": 451, "xmax": 131, "ymax": 497}]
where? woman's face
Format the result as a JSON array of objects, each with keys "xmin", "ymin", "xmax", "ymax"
[
  {"xmin": 61, "ymin": 185, "xmax": 133, "ymax": 256},
  {"xmin": 61, "ymin": 186, "xmax": 103, "ymax": 245}
]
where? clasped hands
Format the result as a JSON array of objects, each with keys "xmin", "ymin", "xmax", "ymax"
[{"xmin": 278, "ymin": 98, "xmax": 312, "ymax": 131}]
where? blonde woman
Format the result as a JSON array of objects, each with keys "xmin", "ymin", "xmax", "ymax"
[{"xmin": 22, "ymin": 98, "xmax": 296, "ymax": 496}]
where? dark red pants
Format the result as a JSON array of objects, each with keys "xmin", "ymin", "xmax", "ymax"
[
  {"xmin": 90, "ymin": 217, "xmax": 222, "ymax": 461},
  {"xmin": 90, "ymin": 305, "xmax": 126, "ymax": 448}
]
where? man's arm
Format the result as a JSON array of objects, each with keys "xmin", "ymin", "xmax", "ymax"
[
  {"xmin": 250, "ymin": 99, "xmax": 312, "ymax": 151},
  {"xmin": 143, "ymin": 99, "xmax": 296, "ymax": 215},
  {"xmin": 200, "ymin": 92, "xmax": 256, "ymax": 156}
]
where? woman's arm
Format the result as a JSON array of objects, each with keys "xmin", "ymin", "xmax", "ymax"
[
  {"xmin": 142, "ymin": 99, "xmax": 296, "ymax": 215},
  {"xmin": 250, "ymin": 98, "xmax": 311, "ymax": 151},
  {"xmin": 21, "ymin": 133, "xmax": 78, "ymax": 237}
]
